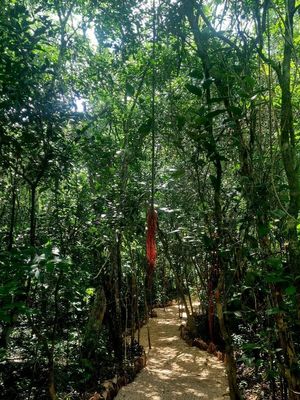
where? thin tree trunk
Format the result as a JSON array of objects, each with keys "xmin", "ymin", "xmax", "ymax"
[
  {"xmin": 7, "ymin": 176, "xmax": 16, "ymax": 251},
  {"xmin": 278, "ymin": 0, "xmax": 300, "ymax": 321},
  {"xmin": 268, "ymin": 1, "xmax": 300, "ymax": 396},
  {"xmin": 1, "ymin": 177, "xmax": 18, "ymax": 354},
  {"xmin": 30, "ymin": 184, "xmax": 37, "ymax": 247},
  {"xmin": 216, "ymin": 274, "xmax": 243, "ymax": 400},
  {"xmin": 109, "ymin": 234, "xmax": 123, "ymax": 362},
  {"xmin": 184, "ymin": 5, "xmax": 242, "ymax": 397},
  {"xmin": 127, "ymin": 243, "xmax": 137, "ymax": 345},
  {"xmin": 48, "ymin": 354, "xmax": 57, "ymax": 400},
  {"xmin": 158, "ymin": 228, "xmax": 190, "ymax": 319},
  {"xmin": 82, "ymin": 286, "xmax": 106, "ymax": 359},
  {"xmin": 213, "ymin": 157, "xmax": 242, "ymax": 400}
]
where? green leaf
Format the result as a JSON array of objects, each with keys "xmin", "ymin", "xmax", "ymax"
[
  {"xmin": 46, "ymin": 261, "xmax": 55, "ymax": 272},
  {"xmin": 242, "ymin": 342, "xmax": 260, "ymax": 351},
  {"xmin": 234, "ymin": 311, "xmax": 242, "ymax": 318},
  {"xmin": 126, "ymin": 82, "xmax": 135, "ymax": 97},
  {"xmin": 228, "ymin": 106, "xmax": 243, "ymax": 117},
  {"xmin": 265, "ymin": 273, "xmax": 286, "ymax": 284},
  {"xmin": 266, "ymin": 307, "xmax": 281, "ymax": 316},
  {"xmin": 206, "ymin": 109, "xmax": 226, "ymax": 119},
  {"xmin": 138, "ymin": 118, "xmax": 152, "ymax": 135},
  {"xmin": 243, "ymin": 75, "xmax": 256, "ymax": 90},
  {"xmin": 171, "ymin": 169, "xmax": 185, "ymax": 179},
  {"xmin": 194, "ymin": 115, "xmax": 208, "ymax": 126},
  {"xmin": 257, "ymin": 223, "xmax": 269, "ymax": 238},
  {"xmin": 285, "ymin": 286, "xmax": 296, "ymax": 296},
  {"xmin": 176, "ymin": 115, "xmax": 186, "ymax": 130},
  {"xmin": 271, "ymin": 209, "xmax": 286, "ymax": 219},
  {"xmin": 189, "ymin": 70, "xmax": 202, "ymax": 79},
  {"xmin": 0, "ymin": 312, "xmax": 12, "ymax": 323},
  {"xmin": 185, "ymin": 83, "xmax": 202, "ymax": 97},
  {"xmin": 266, "ymin": 257, "xmax": 282, "ymax": 269},
  {"xmin": 86, "ymin": 287, "xmax": 95, "ymax": 296}
]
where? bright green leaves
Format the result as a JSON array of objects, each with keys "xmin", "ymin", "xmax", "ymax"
[
  {"xmin": 297, "ymin": 223, "xmax": 300, "ymax": 238},
  {"xmin": 0, "ymin": 248, "xmax": 32, "ymax": 325},
  {"xmin": 0, "ymin": 243, "xmax": 75, "ymax": 331},
  {"xmin": 30, "ymin": 244, "xmax": 72, "ymax": 278},
  {"xmin": 84, "ymin": 287, "xmax": 95, "ymax": 303}
]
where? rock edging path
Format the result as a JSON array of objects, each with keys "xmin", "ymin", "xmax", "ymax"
[{"xmin": 115, "ymin": 303, "xmax": 229, "ymax": 400}]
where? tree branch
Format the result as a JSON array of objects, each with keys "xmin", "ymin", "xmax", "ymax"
[{"xmin": 195, "ymin": 3, "xmax": 243, "ymax": 57}]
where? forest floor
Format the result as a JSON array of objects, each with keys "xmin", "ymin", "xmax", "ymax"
[{"xmin": 115, "ymin": 303, "xmax": 229, "ymax": 400}]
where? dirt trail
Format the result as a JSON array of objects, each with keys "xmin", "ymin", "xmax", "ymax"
[{"xmin": 116, "ymin": 303, "xmax": 229, "ymax": 400}]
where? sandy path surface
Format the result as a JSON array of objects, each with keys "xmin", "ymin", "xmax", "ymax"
[{"xmin": 115, "ymin": 304, "xmax": 229, "ymax": 400}]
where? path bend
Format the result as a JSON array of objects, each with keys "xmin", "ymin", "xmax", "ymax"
[{"xmin": 116, "ymin": 304, "xmax": 229, "ymax": 400}]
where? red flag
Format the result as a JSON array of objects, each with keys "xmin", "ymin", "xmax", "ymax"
[{"xmin": 146, "ymin": 207, "xmax": 157, "ymax": 271}]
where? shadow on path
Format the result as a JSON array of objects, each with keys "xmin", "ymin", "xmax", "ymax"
[{"xmin": 115, "ymin": 304, "xmax": 229, "ymax": 400}]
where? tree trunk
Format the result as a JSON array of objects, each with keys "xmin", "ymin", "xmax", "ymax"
[
  {"xmin": 7, "ymin": 176, "xmax": 16, "ymax": 251},
  {"xmin": 273, "ymin": 296, "xmax": 300, "ymax": 400},
  {"xmin": 130, "ymin": 273, "xmax": 137, "ymax": 345},
  {"xmin": 108, "ymin": 234, "xmax": 123, "ymax": 362},
  {"xmin": 158, "ymin": 228, "xmax": 190, "ymax": 318},
  {"xmin": 213, "ymin": 157, "xmax": 242, "ymax": 400},
  {"xmin": 216, "ymin": 276, "xmax": 243, "ymax": 400},
  {"xmin": 48, "ymin": 354, "xmax": 57, "ymax": 400},
  {"xmin": 272, "ymin": 2, "xmax": 300, "ymax": 395},
  {"xmin": 184, "ymin": 5, "xmax": 243, "ymax": 398},
  {"xmin": 277, "ymin": 0, "xmax": 300, "ymax": 321},
  {"xmin": 30, "ymin": 184, "xmax": 37, "ymax": 247},
  {"xmin": 82, "ymin": 286, "xmax": 107, "ymax": 359}
]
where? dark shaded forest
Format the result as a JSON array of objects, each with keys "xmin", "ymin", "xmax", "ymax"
[{"xmin": 1, "ymin": 0, "xmax": 300, "ymax": 399}]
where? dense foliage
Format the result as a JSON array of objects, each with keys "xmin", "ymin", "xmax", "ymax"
[{"xmin": 1, "ymin": 1, "xmax": 300, "ymax": 399}]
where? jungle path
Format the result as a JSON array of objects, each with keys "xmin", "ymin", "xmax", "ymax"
[{"xmin": 115, "ymin": 303, "xmax": 229, "ymax": 400}]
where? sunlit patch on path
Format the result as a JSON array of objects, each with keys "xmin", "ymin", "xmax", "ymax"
[{"xmin": 115, "ymin": 304, "xmax": 229, "ymax": 400}]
